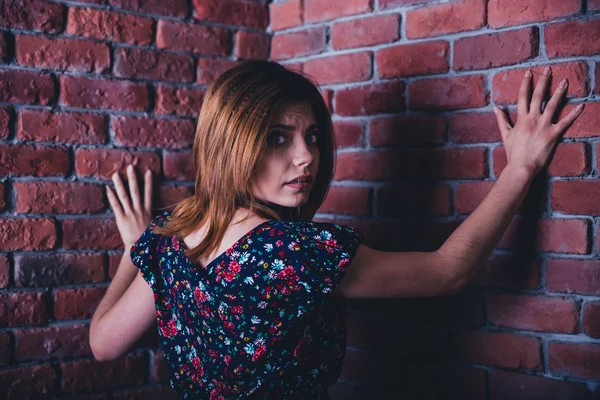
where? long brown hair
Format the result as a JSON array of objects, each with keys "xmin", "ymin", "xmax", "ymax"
[{"xmin": 153, "ymin": 60, "xmax": 336, "ymax": 265}]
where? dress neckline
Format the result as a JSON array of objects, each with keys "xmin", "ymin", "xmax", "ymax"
[{"xmin": 175, "ymin": 219, "xmax": 274, "ymax": 269}]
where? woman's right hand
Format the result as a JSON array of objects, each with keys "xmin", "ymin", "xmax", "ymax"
[{"xmin": 106, "ymin": 164, "xmax": 154, "ymax": 249}]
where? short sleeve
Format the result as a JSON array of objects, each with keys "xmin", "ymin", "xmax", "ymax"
[
  {"xmin": 297, "ymin": 222, "xmax": 363, "ymax": 297},
  {"xmin": 130, "ymin": 212, "xmax": 169, "ymax": 294}
]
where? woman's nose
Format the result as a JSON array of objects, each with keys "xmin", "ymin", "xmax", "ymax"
[{"xmin": 292, "ymin": 138, "xmax": 314, "ymax": 167}]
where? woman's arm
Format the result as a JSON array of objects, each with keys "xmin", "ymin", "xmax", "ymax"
[
  {"xmin": 333, "ymin": 67, "xmax": 585, "ymax": 299},
  {"xmin": 90, "ymin": 165, "xmax": 156, "ymax": 361}
]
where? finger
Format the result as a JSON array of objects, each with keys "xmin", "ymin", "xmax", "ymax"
[
  {"xmin": 112, "ymin": 171, "xmax": 133, "ymax": 214},
  {"xmin": 493, "ymin": 106, "xmax": 512, "ymax": 140},
  {"xmin": 551, "ymin": 103, "xmax": 584, "ymax": 137},
  {"xmin": 127, "ymin": 164, "xmax": 142, "ymax": 212},
  {"xmin": 542, "ymin": 78, "xmax": 568, "ymax": 126},
  {"xmin": 106, "ymin": 186, "xmax": 124, "ymax": 218},
  {"xmin": 517, "ymin": 69, "xmax": 532, "ymax": 117},
  {"xmin": 530, "ymin": 66, "xmax": 551, "ymax": 115},
  {"xmin": 144, "ymin": 169, "xmax": 153, "ymax": 215}
]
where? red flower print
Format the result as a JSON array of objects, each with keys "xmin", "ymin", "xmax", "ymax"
[
  {"xmin": 224, "ymin": 355, "xmax": 231, "ymax": 365},
  {"xmin": 275, "ymin": 240, "xmax": 283, "ymax": 247},
  {"xmin": 252, "ymin": 344, "xmax": 267, "ymax": 362},
  {"xmin": 228, "ymin": 260, "xmax": 241, "ymax": 275},
  {"xmin": 224, "ymin": 272, "xmax": 236, "ymax": 282},
  {"xmin": 339, "ymin": 257, "xmax": 350, "ymax": 270},
  {"xmin": 231, "ymin": 305, "xmax": 243, "ymax": 314},
  {"xmin": 194, "ymin": 287, "xmax": 209, "ymax": 303},
  {"xmin": 172, "ymin": 236, "xmax": 180, "ymax": 251},
  {"xmin": 324, "ymin": 239, "xmax": 338, "ymax": 248}
]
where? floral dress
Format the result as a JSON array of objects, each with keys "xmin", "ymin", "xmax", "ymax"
[{"xmin": 130, "ymin": 211, "xmax": 363, "ymax": 399}]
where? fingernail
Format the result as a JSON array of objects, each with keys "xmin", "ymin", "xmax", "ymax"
[
  {"xmin": 543, "ymin": 66, "xmax": 550, "ymax": 75},
  {"xmin": 525, "ymin": 70, "xmax": 531, "ymax": 77},
  {"xmin": 576, "ymin": 104, "xmax": 584, "ymax": 111},
  {"xmin": 146, "ymin": 169, "xmax": 151, "ymax": 175},
  {"xmin": 128, "ymin": 164, "xmax": 133, "ymax": 172},
  {"xmin": 559, "ymin": 79, "xmax": 567, "ymax": 88}
]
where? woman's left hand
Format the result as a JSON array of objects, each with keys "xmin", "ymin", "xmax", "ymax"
[
  {"xmin": 493, "ymin": 66, "xmax": 584, "ymax": 177},
  {"xmin": 106, "ymin": 164, "xmax": 154, "ymax": 249}
]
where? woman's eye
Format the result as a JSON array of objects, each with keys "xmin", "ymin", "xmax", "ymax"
[
  {"xmin": 267, "ymin": 132, "xmax": 286, "ymax": 146},
  {"xmin": 306, "ymin": 132, "xmax": 319, "ymax": 144}
]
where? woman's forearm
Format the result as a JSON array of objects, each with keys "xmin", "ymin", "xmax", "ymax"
[
  {"xmin": 437, "ymin": 163, "xmax": 536, "ymax": 289},
  {"xmin": 91, "ymin": 249, "xmax": 137, "ymax": 327}
]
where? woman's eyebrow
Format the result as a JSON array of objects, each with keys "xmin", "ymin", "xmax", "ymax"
[{"xmin": 269, "ymin": 123, "xmax": 319, "ymax": 130}]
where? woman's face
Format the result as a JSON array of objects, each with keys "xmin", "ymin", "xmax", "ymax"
[{"xmin": 250, "ymin": 102, "xmax": 320, "ymax": 208}]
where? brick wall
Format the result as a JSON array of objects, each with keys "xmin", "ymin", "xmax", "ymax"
[
  {"xmin": 1, "ymin": 0, "xmax": 600, "ymax": 398},
  {"xmin": 271, "ymin": 0, "xmax": 600, "ymax": 398}
]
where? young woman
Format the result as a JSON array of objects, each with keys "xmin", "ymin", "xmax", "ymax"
[{"xmin": 89, "ymin": 61, "xmax": 584, "ymax": 399}]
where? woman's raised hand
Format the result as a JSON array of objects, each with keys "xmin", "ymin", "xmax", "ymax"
[
  {"xmin": 493, "ymin": 66, "xmax": 584, "ymax": 177},
  {"xmin": 106, "ymin": 164, "xmax": 153, "ymax": 249}
]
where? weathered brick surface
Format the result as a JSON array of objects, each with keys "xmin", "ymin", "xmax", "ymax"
[
  {"xmin": 197, "ymin": 58, "xmax": 239, "ymax": 84},
  {"xmin": 319, "ymin": 186, "xmax": 371, "ymax": 216},
  {"xmin": 75, "ymin": 148, "xmax": 161, "ymax": 180},
  {"xmin": 0, "ymin": 292, "xmax": 50, "ymax": 327},
  {"xmin": 14, "ymin": 181, "xmax": 105, "ymax": 214},
  {"xmin": 108, "ymin": 0, "xmax": 188, "ymax": 17},
  {"xmin": 60, "ymin": 76, "xmax": 149, "ymax": 111},
  {"xmin": 488, "ymin": 0, "xmax": 582, "ymax": 28},
  {"xmin": 163, "ymin": 151, "xmax": 195, "ymax": 180},
  {"xmin": 235, "ymin": 31, "xmax": 270, "ymax": 60},
  {"xmin": 155, "ymin": 85, "xmax": 204, "ymax": 118},
  {"xmin": 332, "ymin": 14, "xmax": 400, "ymax": 50},
  {"xmin": 304, "ymin": 52, "xmax": 372, "ymax": 85},
  {"xmin": 18, "ymin": 110, "xmax": 106, "ymax": 144},
  {"xmin": 192, "ymin": 0, "xmax": 267, "ymax": 29},
  {"xmin": 14, "ymin": 253, "xmax": 105, "ymax": 287},
  {"xmin": 271, "ymin": 28, "xmax": 326, "ymax": 60},
  {"xmin": 377, "ymin": 41, "xmax": 449, "ymax": 79},
  {"xmin": 0, "ymin": 364, "xmax": 57, "ymax": 398},
  {"xmin": 335, "ymin": 82, "xmax": 405, "ymax": 116},
  {"xmin": 0, "ymin": 106, "xmax": 9, "ymax": 139},
  {"xmin": 0, "ymin": 31, "xmax": 8, "ymax": 63},
  {"xmin": 370, "ymin": 115, "xmax": 447, "ymax": 147},
  {"xmin": 269, "ymin": 0, "xmax": 302, "ymax": 31},
  {"xmin": 545, "ymin": 18, "xmax": 600, "ymax": 58},
  {"xmin": 304, "ymin": 0, "xmax": 373, "ymax": 23},
  {"xmin": 112, "ymin": 116, "xmax": 195, "ymax": 149},
  {"xmin": 409, "ymin": 75, "xmax": 488, "ymax": 111},
  {"xmin": 62, "ymin": 218, "xmax": 122, "ymax": 250},
  {"xmin": 157, "ymin": 20, "xmax": 231, "ymax": 56},
  {"xmin": 0, "ymin": 144, "xmax": 70, "ymax": 177},
  {"xmin": 14, "ymin": 325, "xmax": 91, "ymax": 362},
  {"xmin": 16, "ymin": 35, "xmax": 110, "ymax": 73},
  {"xmin": 0, "ymin": 0, "xmax": 64, "ymax": 33},
  {"xmin": 113, "ymin": 47, "xmax": 194, "ymax": 83},
  {"xmin": 406, "ymin": 0, "xmax": 486, "ymax": 39},
  {"xmin": 67, "ymin": 7, "xmax": 153, "ymax": 45},
  {"xmin": 0, "ymin": 69, "xmax": 55, "ymax": 105}
]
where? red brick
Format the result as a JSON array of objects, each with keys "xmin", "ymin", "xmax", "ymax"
[
  {"xmin": 197, "ymin": 58, "xmax": 238, "ymax": 84},
  {"xmin": 156, "ymin": 20, "xmax": 231, "ymax": 56},
  {"xmin": 545, "ymin": 18, "xmax": 600, "ymax": 58},
  {"xmin": 18, "ymin": 109, "xmax": 106, "ymax": 144},
  {"xmin": 235, "ymin": 31, "xmax": 270, "ymax": 60},
  {"xmin": 454, "ymin": 27, "xmax": 539, "ymax": 71},
  {"xmin": 498, "ymin": 218, "xmax": 589, "ymax": 254},
  {"xmin": 0, "ymin": 144, "xmax": 69, "ymax": 177},
  {"xmin": 152, "ymin": 350, "xmax": 169, "ymax": 382},
  {"xmin": 155, "ymin": 85, "xmax": 204, "ymax": 118},
  {"xmin": 409, "ymin": 75, "xmax": 488, "ymax": 111},
  {"xmin": 75, "ymin": 148, "xmax": 160, "ymax": 180},
  {"xmin": 0, "ymin": 256, "xmax": 7, "ymax": 288},
  {"xmin": 271, "ymin": 28, "xmax": 326, "ymax": 60},
  {"xmin": 0, "ymin": 292, "xmax": 50, "ymax": 327},
  {"xmin": 492, "ymin": 62, "xmax": 589, "ymax": 105},
  {"xmin": 332, "ymin": 14, "xmax": 400, "ymax": 50},
  {"xmin": 14, "ymin": 181, "xmax": 104, "ymax": 214},
  {"xmin": 551, "ymin": 180, "xmax": 600, "ymax": 215},
  {"xmin": 547, "ymin": 258, "xmax": 600, "ymax": 295},
  {"xmin": 108, "ymin": 253, "xmax": 122, "ymax": 279},
  {"xmin": 0, "ymin": 106, "xmax": 10, "ymax": 139},
  {"xmin": 112, "ymin": 116, "xmax": 194, "ymax": 149},
  {"xmin": 493, "ymin": 143, "xmax": 588, "ymax": 177},
  {"xmin": 321, "ymin": 88, "xmax": 333, "ymax": 113},
  {"xmin": 163, "ymin": 150, "xmax": 194, "ymax": 180},
  {"xmin": 62, "ymin": 218, "xmax": 123, "ymax": 250},
  {"xmin": 471, "ymin": 254, "xmax": 541, "ymax": 290},
  {"xmin": 14, "ymin": 253, "xmax": 104, "ymax": 287},
  {"xmin": 192, "ymin": 0, "xmax": 267, "ymax": 29},
  {"xmin": 61, "ymin": 354, "xmax": 148, "ymax": 392},
  {"xmin": 583, "ymin": 302, "xmax": 600, "ymax": 338},
  {"xmin": 490, "ymin": 369, "xmax": 592, "ymax": 400},
  {"xmin": 596, "ymin": 63, "xmax": 600, "ymax": 94},
  {"xmin": 0, "ymin": 218, "xmax": 56, "ymax": 251},
  {"xmin": 592, "ymin": 0, "xmax": 600, "ymax": 11},
  {"xmin": 454, "ymin": 329, "xmax": 542, "ymax": 370},
  {"xmin": 60, "ymin": 76, "xmax": 149, "ymax": 112},
  {"xmin": 0, "ymin": 0, "xmax": 63, "ymax": 33},
  {"xmin": 16, "ymin": 35, "xmax": 109, "ymax": 73},
  {"xmin": 370, "ymin": 115, "xmax": 447, "ymax": 147},
  {"xmin": 114, "ymin": 47, "xmax": 194, "ymax": 83},
  {"xmin": 335, "ymin": 81, "xmax": 405, "ymax": 116},
  {"xmin": 305, "ymin": 0, "xmax": 372, "ymax": 23},
  {"xmin": 0, "ymin": 331, "xmax": 9, "ymax": 364},
  {"xmin": 0, "ymin": 69, "xmax": 54, "ymax": 105},
  {"xmin": 66, "ymin": 7, "xmax": 153, "ymax": 45},
  {"xmin": 377, "ymin": 41, "xmax": 449, "ymax": 79},
  {"xmin": 0, "ymin": 364, "xmax": 57, "ymax": 398},
  {"xmin": 304, "ymin": 52, "xmax": 372, "ymax": 85},
  {"xmin": 108, "ymin": 0, "xmax": 188, "ymax": 17},
  {"xmin": 270, "ymin": 0, "xmax": 302, "ymax": 31},
  {"xmin": 489, "ymin": 0, "xmax": 581, "ymax": 29},
  {"xmin": 157, "ymin": 185, "xmax": 193, "ymax": 211},
  {"xmin": 377, "ymin": 184, "xmax": 451, "ymax": 217},
  {"xmin": 319, "ymin": 186, "xmax": 371, "ymax": 216},
  {"xmin": 332, "ymin": 120, "xmax": 364, "ymax": 148},
  {"xmin": 0, "ymin": 32, "xmax": 7, "ymax": 63},
  {"xmin": 488, "ymin": 294, "xmax": 579, "ymax": 333},
  {"xmin": 54, "ymin": 287, "xmax": 105, "ymax": 320},
  {"xmin": 406, "ymin": 0, "xmax": 486, "ymax": 39},
  {"xmin": 455, "ymin": 181, "xmax": 494, "ymax": 214},
  {"xmin": 282, "ymin": 61, "xmax": 303, "ymax": 73},
  {"xmin": 450, "ymin": 111, "xmax": 506, "ymax": 143},
  {"xmin": 14, "ymin": 325, "xmax": 91, "ymax": 362},
  {"xmin": 549, "ymin": 342, "xmax": 600, "ymax": 380},
  {"xmin": 561, "ymin": 102, "xmax": 600, "ymax": 138},
  {"xmin": 335, "ymin": 148, "xmax": 487, "ymax": 180}
]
